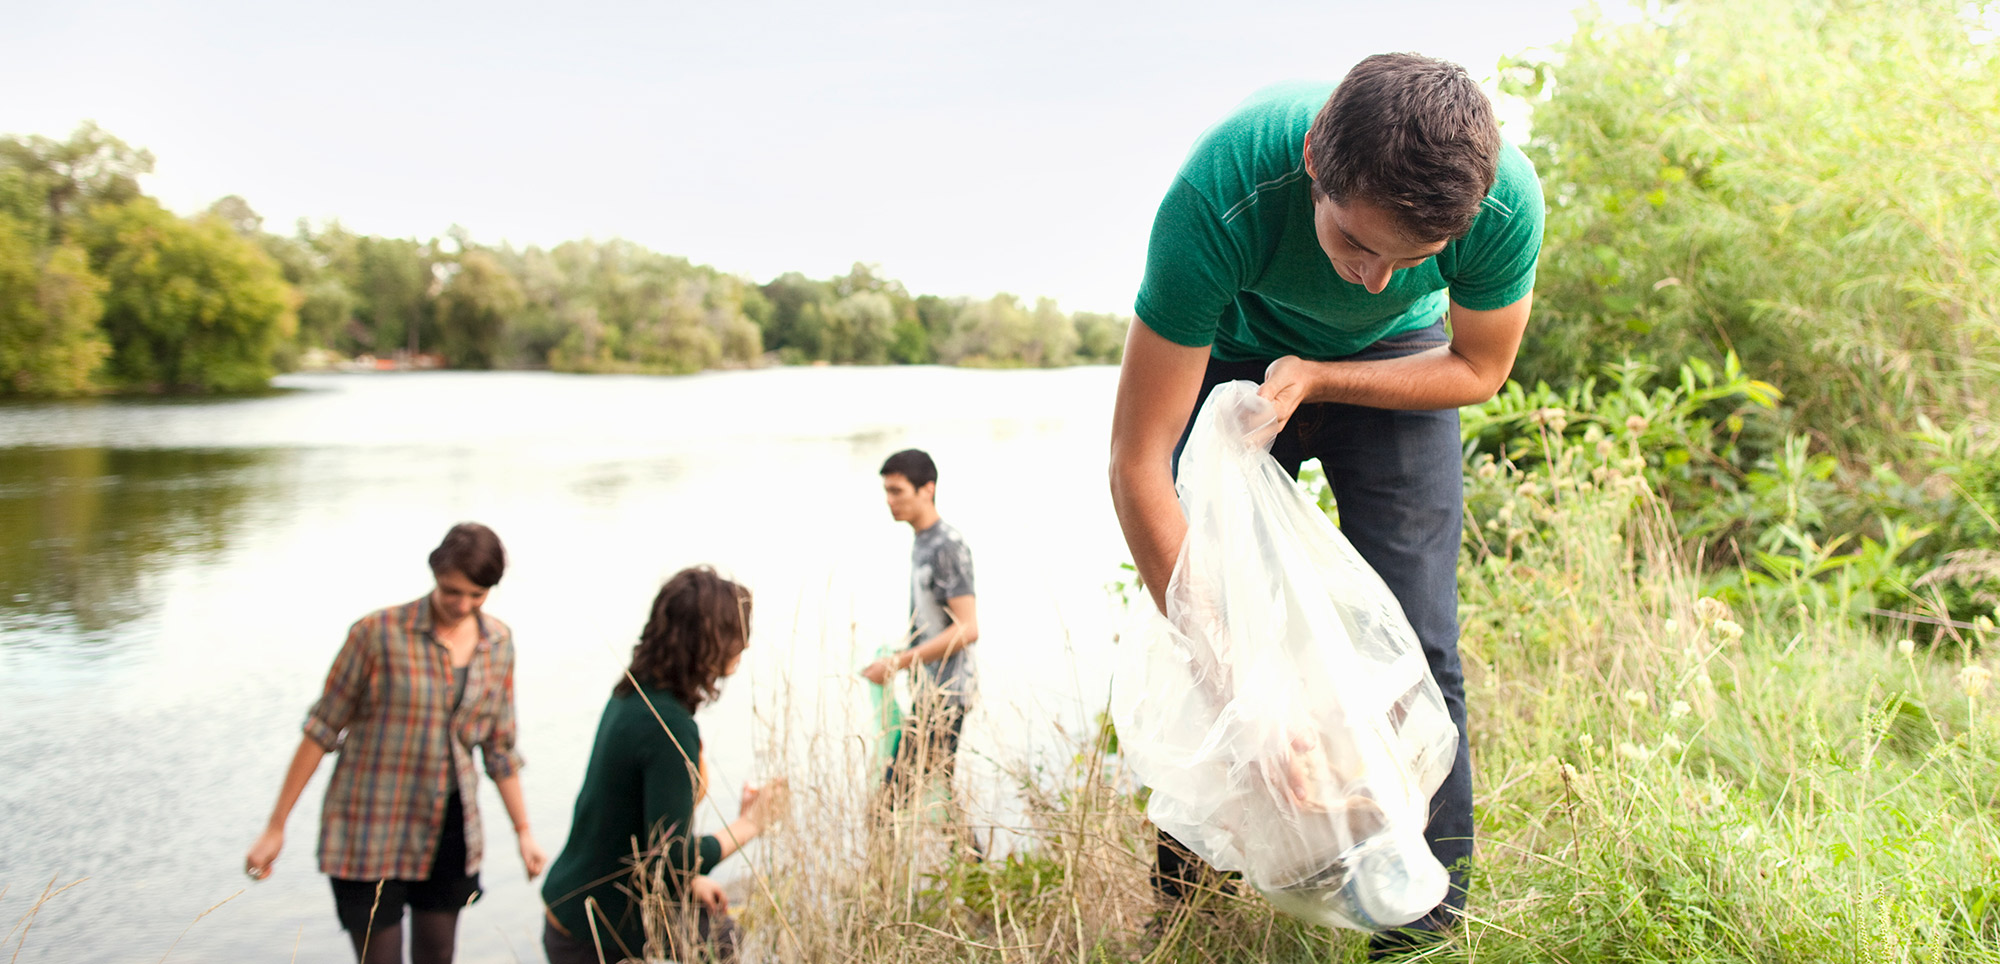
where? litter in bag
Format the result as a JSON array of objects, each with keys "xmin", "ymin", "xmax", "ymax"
[{"xmin": 1111, "ymin": 381, "xmax": 1459, "ymax": 931}]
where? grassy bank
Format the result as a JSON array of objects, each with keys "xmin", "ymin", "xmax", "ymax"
[{"xmin": 712, "ymin": 403, "xmax": 1999, "ymax": 964}]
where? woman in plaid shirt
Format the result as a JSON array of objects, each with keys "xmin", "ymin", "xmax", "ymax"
[{"xmin": 244, "ymin": 523, "xmax": 547, "ymax": 964}]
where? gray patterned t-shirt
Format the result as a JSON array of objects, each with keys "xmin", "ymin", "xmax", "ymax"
[{"xmin": 909, "ymin": 519, "xmax": 976, "ymax": 708}]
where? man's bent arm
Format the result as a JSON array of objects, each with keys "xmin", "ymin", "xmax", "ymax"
[
  {"xmin": 1260, "ymin": 293, "xmax": 1532, "ymax": 416},
  {"xmin": 1109, "ymin": 319, "xmax": 1212, "ymax": 613},
  {"xmin": 900, "ymin": 594, "xmax": 978, "ymax": 667}
]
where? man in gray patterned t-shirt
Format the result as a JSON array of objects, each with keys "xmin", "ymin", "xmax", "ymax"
[{"xmin": 862, "ymin": 448, "xmax": 980, "ymax": 807}]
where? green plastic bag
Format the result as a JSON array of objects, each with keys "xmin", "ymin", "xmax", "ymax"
[{"xmin": 870, "ymin": 646, "xmax": 905, "ymax": 770}]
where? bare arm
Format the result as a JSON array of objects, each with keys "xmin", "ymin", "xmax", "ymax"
[
  {"xmin": 1258, "ymin": 294, "xmax": 1533, "ymax": 419},
  {"xmin": 1108, "ymin": 318, "xmax": 1212, "ymax": 612},
  {"xmin": 901, "ymin": 595, "xmax": 979, "ymax": 667},
  {"xmin": 861, "ymin": 595, "xmax": 978, "ymax": 683},
  {"xmin": 493, "ymin": 772, "xmax": 548, "ymax": 879},
  {"xmin": 244, "ymin": 736, "xmax": 326, "ymax": 878}
]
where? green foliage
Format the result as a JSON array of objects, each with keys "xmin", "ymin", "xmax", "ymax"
[
  {"xmin": 0, "ymin": 123, "xmax": 1135, "ymax": 391},
  {"xmin": 82, "ymin": 199, "xmax": 295, "ymax": 392},
  {"xmin": 0, "ymin": 123, "xmax": 153, "ymax": 242},
  {"xmin": 0, "ymin": 214, "xmax": 107, "ymax": 396},
  {"xmin": 434, "ymin": 249, "xmax": 522, "ymax": 369},
  {"xmin": 1509, "ymin": 0, "xmax": 2000, "ymax": 453}
]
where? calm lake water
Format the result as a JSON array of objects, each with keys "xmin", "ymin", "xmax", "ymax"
[{"xmin": 0, "ymin": 366, "xmax": 1133, "ymax": 963}]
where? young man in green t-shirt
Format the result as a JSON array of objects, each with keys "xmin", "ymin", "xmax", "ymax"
[{"xmin": 1109, "ymin": 53, "xmax": 1544, "ymax": 952}]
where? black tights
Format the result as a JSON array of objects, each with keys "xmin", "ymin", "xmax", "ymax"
[{"xmin": 349, "ymin": 910, "xmax": 460, "ymax": 964}]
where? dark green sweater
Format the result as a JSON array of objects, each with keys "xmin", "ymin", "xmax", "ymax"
[{"xmin": 541, "ymin": 685, "xmax": 722, "ymax": 956}]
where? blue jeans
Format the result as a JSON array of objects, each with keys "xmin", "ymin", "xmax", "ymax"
[{"xmin": 1163, "ymin": 320, "xmax": 1473, "ymax": 933}]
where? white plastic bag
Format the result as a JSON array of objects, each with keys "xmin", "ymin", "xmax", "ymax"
[{"xmin": 1111, "ymin": 381, "xmax": 1459, "ymax": 931}]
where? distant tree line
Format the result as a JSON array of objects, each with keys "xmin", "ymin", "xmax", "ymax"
[{"xmin": 0, "ymin": 126, "xmax": 1129, "ymax": 396}]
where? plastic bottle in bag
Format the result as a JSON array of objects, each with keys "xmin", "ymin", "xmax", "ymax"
[{"xmin": 1112, "ymin": 380, "xmax": 1458, "ymax": 932}]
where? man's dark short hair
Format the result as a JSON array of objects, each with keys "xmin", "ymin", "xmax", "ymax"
[
  {"xmin": 880, "ymin": 449, "xmax": 938, "ymax": 491},
  {"xmin": 1306, "ymin": 52, "xmax": 1501, "ymax": 243},
  {"xmin": 428, "ymin": 522, "xmax": 506, "ymax": 588}
]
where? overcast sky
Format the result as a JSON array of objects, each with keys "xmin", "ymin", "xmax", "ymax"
[{"xmin": 3, "ymin": 0, "xmax": 1588, "ymax": 313}]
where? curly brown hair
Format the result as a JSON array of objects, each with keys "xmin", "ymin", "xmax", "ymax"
[{"xmin": 614, "ymin": 566, "xmax": 752, "ymax": 710}]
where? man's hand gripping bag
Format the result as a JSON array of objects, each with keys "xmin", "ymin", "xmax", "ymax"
[{"xmin": 1112, "ymin": 381, "xmax": 1459, "ymax": 931}]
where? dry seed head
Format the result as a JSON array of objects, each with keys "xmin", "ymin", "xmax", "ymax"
[
  {"xmin": 1625, "ymin": 415, "xmax": 1649, "ymax": 434},
  {"xmin": 1668, "ymin": 700, "xmax": 1692, "ymax": 720},
  {"xmin": 1959, "ymin": 664, "xmax": 1992, "ymax": 697},
  {"xmin": 1713, "ymin": 619, "xmax": 1744, "ymax": 643},
  {"xmin": 1694, "ymin": 597, "xmax": 1730, "ymax": 625},
  {"xmin": 1595, "ymin": 437, "xmax": 1616, "ymax": 459}
]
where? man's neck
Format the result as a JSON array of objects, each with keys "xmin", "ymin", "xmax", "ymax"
[{"xmin": 907, "ymin": 507, "xmax": 942, "ymax": 533}]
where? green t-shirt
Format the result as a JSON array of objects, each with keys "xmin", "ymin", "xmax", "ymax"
[{"xmin": 1135, "ymin": 81, "xmax": 1545, "ymax": 362}]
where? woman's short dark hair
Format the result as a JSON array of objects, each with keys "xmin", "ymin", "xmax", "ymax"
[
  {"xmin": 615, "ymin": 566, "xmax": 752, "ymax": 710},
  {"xmin": 428, "ymin": 522, "xmax": 506, "ymax": 588},
  {"xmin": 1306, "ymin": 52, "xmax": 1501, "ymax": 243}
]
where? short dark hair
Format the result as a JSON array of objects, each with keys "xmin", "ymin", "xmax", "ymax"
[
  {"xmin": 615, "ymin": 566, "xmax": 753, "ymax": 710},
  {"xmin": 1306, "ymin": 52, "xmax": 1500, "ymax": 243},
  {"xmin": 428, "ymin": 522, "xmax": 506, "ymax": 588},
  {"xmin": 880, "ymin": 449, "xmax": 937, "ymax": 490}
]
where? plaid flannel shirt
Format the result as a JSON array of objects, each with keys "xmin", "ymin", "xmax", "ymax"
[{"xmin": 304, "ymin": 595, "xmax": 525, "ymax": 880}]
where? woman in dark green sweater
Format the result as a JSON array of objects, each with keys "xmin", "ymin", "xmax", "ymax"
[{"xmin": 540, "ymin": 567, "xmax": 783, "ymax": 964}]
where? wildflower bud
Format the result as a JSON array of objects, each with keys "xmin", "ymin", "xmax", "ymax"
[
  {"xmin": 1713, "ymin": 619, "xmax": 1744, "ymax": 643},
  {"xmin": 1578, "ymin": 733, "xmax": 1594, "ymax": 749},
  {"xmin": 1668, "ymin": 700, "xmax": 1692, "ymax": 720},
  {"xmin": 1583, "ymin": 425, "xmax": 1604, "ymax": 443},
  {"xmin": 1476, "ymin": 460, "xmax": 1499, "ymax": 480},
  {"xmin": 1976, "ymin": 614, "xmax": 1996, "ymax": 633},
  {"xmin": 1959, "ymin": 664, "xmax": 1992, "ymax": 697},
  {"xmin": 1516, "ymin": 481, "xmax": 1541, "ymax": 498},
  {"xmin": 1658, "ymin": 733, "xmax": 1684, "ymax": 753},
  {"xmin": 1595, "ymin": 437, "xmax": 1616, "ymax": 459},
  {"xmin": 1616, "ymin": 741, "xmax": 1651, "ymax": 762},
  {"xmin": 1896, "ymin": 639, "xmax": 1916, "ymax": 657},
  {"xmin": 1694, "ymin": 597, "xmax": 1730, "ymax": 625},
  {"xmin": 1622, "ymin": 689, "xmax": 1649, "ymax": 708},
  {"xmin": 1625, "ymin": 415, "xmax": 1649, "ymax": 434},
  {"xmin": 1664, "ymin": 618, "xmax": 1679, "ymax": 634},
  {"xmin": 1557, "ymin": 762, "xmax": 1581, "ymax": 784}
]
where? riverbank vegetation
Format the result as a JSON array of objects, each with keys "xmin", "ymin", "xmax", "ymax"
[{"xmin": 0, "ymin": 142, "xmax": 1127, "ymax": 397}]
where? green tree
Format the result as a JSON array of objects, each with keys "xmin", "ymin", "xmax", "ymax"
[
  {"xmin": 83, "ymin": 199, "xmax": 296, "ymax": 392},
  {"xmin": 760, "ymin": 271, "xmax": 832, "ymax": 361},
  {"xmin": 0, "ymin": 213, "xmax": 108, "ymax": 395},
  {"xmin": 825, "ymin": 290, "xmax": 896, "ymax": 364},
  {"xmin": 938, "ymin": 294, "xmax": 1035, "ymax": 366},
  {"xmin": 0, "ymin": 124, "xmax": 153, "ymax": 242},
  {"xmin": 1508, "ymin": 0, "xmax": 2000, "ymax": 450},
  {"xmin": 353, "ymin": 235, "xmax": 436, "ymax": 357},
  {"xmin": 434, "ymin": 249, "xmax": 523, "ymax": 369},
  {"xmin": 1072, "ymin": 311, "xmax": 1129, "ymax": 364}
]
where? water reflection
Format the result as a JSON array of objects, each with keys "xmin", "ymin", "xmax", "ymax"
[{"xmin": 0, "ymin": 446, "xmax": 281, "ymax": 646}]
